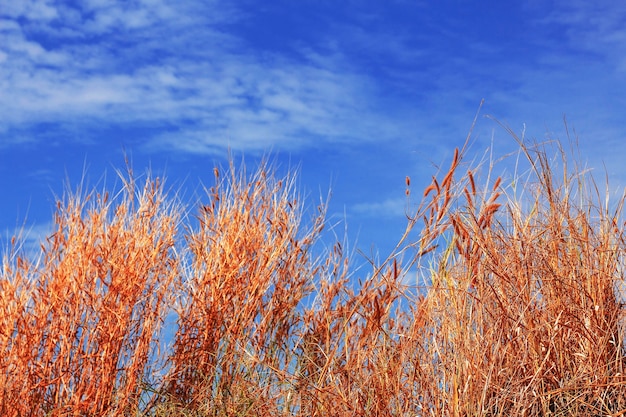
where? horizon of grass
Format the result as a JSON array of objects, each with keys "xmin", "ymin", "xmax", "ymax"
[{"xmin": 2, "ymin": 124, "xmax": 626, "ymax": 416}]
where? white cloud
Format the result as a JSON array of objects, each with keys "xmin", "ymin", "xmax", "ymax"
[
  {"xmin": 533, "ymin": 1, "xmax": 626, "ymax": 68},
  {"xmin": 2, "ymin": 221, "xmax": 55, "ymax": 263},
  {"xmin": 2, "ymin": 0, "xmax": 626, "ymax": 165},
  {"xmin": 352, "ymin": 197, "xmax": 408, "ymax": 219},
  {"xmin": 2, "ymin": 0, "xmax": 59, "ymax": 21},
  {"xmin": 0, "ymin": 0, "xmax": 412, "ymax": 152}
]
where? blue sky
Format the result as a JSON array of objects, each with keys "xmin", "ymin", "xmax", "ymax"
[{"xmin": 2, "ymin": 1, "xmax": 626, "ymax": 261}]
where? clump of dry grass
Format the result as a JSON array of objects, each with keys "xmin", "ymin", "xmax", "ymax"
[
  {"xmin": 396, "ymin": 128, "xmax": 626, "ymax": 415},
  {"xmin": 2, "ymin": 124, "xmax": 626, "ymax": 416},
  {"xmin": 0, "ymin": 168, "xmax": 180, "ymax": 416},
  {"xmin": 155, "ymin": 159, "xmax": 326, "ymax": 415}
]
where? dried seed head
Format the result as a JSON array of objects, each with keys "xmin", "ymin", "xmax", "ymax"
[
  {"xmin": 442, "ymin": 170, "xmax": 454, "ymax": 190},
  {"xmin": 468, "ymin": 170, "xmax": 476, "ymax": 196},
  {"xmin": 493, "ymin": 176, "xmax": 502, "ymax": 191}
]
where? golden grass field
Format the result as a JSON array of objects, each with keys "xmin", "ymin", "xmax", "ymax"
[{"xmin": 2, "ymin": 129, "xmax": 626, "ymax": 416}]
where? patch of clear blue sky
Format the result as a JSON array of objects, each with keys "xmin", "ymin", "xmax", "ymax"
[{"xmin": 2, "ymin": 0, "xmax": 626, "ymax": 262}]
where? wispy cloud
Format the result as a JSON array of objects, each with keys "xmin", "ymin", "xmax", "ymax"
[
  {"xmin": 352, "ymin": 197, "xmax": 407, "ymax": 219},
  {"xmin": 3, "ymin": 0, "xmax": 626, "ymax": 165},
  {"xmin": 535, "ymin": 1, "xmax": 626, "ymax": 62},
  {"xmin": 0, "ymin": 0, "xmax": 413, "ymax": 153},
  {"xmin": 2, "ymin": 220, "xmax": 54, "ymax": 262}
]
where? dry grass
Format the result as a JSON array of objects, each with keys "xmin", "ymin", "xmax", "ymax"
[
  {"xmin": 154, "ymin": 158, "xmax": 325, "ymax": 415},
  {"xmin": 2, "ymin": 126, "xmax": 626, "ymax": 416},
  {"xmin": 1, "ymin": 168, "xmax": 180, "ymax": 416}
]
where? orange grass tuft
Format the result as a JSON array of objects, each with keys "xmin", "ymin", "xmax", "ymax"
[
  {"xmin": 157, "ymin": 158, "xmax": 326, "ymax": 414},
  {"xmin": 1, "ymin": 169, "xmax": 180, "ymax": 416}
]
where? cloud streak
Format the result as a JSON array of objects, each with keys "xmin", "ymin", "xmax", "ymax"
[
  {"xmin": 2, "ymin": 0, "xmax": 626, "ymax": 164},
  {"xmin": 1, "ymin": 0, "xmax": 413, "ymax": 153}
]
